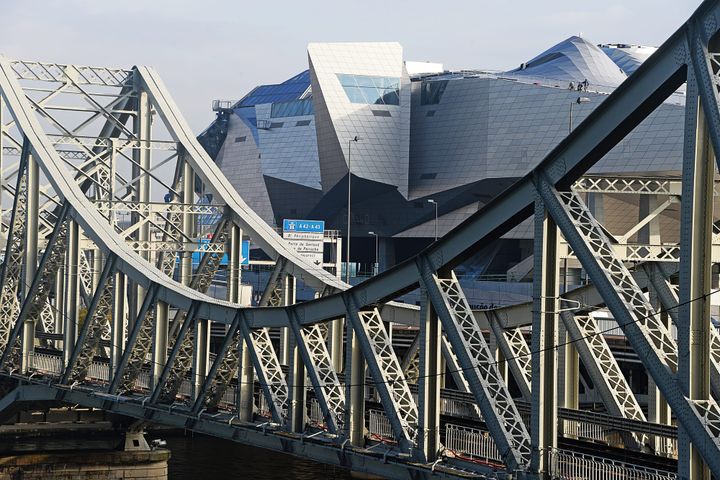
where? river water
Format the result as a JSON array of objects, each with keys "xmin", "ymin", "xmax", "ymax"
[{"xmin": 163, "ymin": 432, "xmax": 353, "ymax": 479}]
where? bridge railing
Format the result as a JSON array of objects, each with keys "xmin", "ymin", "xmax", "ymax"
[
  {"xmin": 444, "ymin": 423, "xmax": 502, "ymax": 463},
  {"xmin": 550, "ymin": 449, "xmax": 677, "ymax": 480},
  {"xmin": 368, "ymin": 409, "xmax": 393, "ymax": 440}
]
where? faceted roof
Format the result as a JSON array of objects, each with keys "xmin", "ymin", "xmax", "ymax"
[
  {"xmin": 235, "ymin": 70, "xmax": 311, "ymax": 107},
  {"xmin": 600, "ymin": 44, "xmax": 657, "ymax": 76},
  {"xmin": 505, "ymin": 35, "xmax": 628, "ymax": 87}
]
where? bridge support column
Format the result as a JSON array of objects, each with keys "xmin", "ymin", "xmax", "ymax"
[
  {"xmin": 193, "ymin": 318, "xmax": 209, "ymax": 400},
  {"xmin": 288, "ymin": 336, "xmax": 305, "ymax": 433},
  {"xmin": 229, "ymin": 225, "xmax": 253, "ymax": 421},
  {"xmin": 557, "ymin": 322, "xmax": 578, "ymax": 439},
  {"xmin": 678, "ymin": 79, "xmax": 713, "ymax": 479},
  {"xmin": 133, "ymin": 86, "xmax": 152, "ymax": 304},
  {"xmin": 647, "ymin": 287, "xmax": 672, "ymax": 454},
  {"xmin": 54, "ymin": 267, "xmax": 64, "ymax": 348},
  {"xmin": 329, "ymin": 319, "xmax": 343, "ymax": 372},
  {"xmin": 278, "ymin": 275, "xmax": 295, "ymax": 365},
  {"xmin": 152, "ymin": 301, "xmax": 168, "ymax": 388},
  {"xmin": 345, "ymin": 320, "xmax": 365, "ymax": 446},
  {"xmin": 63, "ymin": 220, "xmax": 80, "ymax": 368},
  {"xmin": 21, "ymin": 155, "xmax": 38, "ymax": 373},
  {"xmin": 330, "ymin": 239, "xmax": 344, "ymax": 372},
  {"xmin": 418, "ymin": 290, "xmax": 441, "ymax": 462},
  {"xmin": 111, "ymin": 272, "xmax": 126, "ymax": 375},
  {"xmin": 531, "ymin": 199, "xmax": 558, "ymax": 477},
  {"xmin": 181, "ymin": 161, "xmax": 194, "ymax": 287}
]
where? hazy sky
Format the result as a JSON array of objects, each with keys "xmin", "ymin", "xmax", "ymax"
[{"xmin": 0, "ymin": 0, "xmax": 699, "ymax": 132}]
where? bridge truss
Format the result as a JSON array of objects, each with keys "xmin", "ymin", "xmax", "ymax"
[{"xmin": 1, "ymin": 1, "xmax": 720, "ymax": 478}]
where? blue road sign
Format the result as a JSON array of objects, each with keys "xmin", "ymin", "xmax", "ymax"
[{"xmin": 283, "ymin": 219, "xmax": 325, "ymax": 233}]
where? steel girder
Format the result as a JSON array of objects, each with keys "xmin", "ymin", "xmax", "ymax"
[
  {"xmin": 641, "ymin": 263, "xmax": 720, "ymax": 397},
  {"xmin": 535, "ymin": 175, "xmax": 720, "ymax": 474},
  {"xmin": 286, "ymin": 309, "xmax": 345, "ymax": 434},
  {"xmin": 486, "ymin": 311, "xmax": 532, "ymax": 402},
  {"xmin": 559, "ymin": 311, "xmax": 646, "ymax": 449},
  {"xmin": 0, "ymin": 4, "xmax": 718, "ymax": 478},
  {"xmin": 344, "ymin": 293, "xmax": 418, "ymax": 451},
  {"xmin": 419, "ymin": 266, "xmax": 530, "ymax": 472}
]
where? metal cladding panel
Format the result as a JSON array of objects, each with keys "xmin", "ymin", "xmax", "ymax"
[
  {"xmin": 253, "ymin": 103, "xmax": 321, "ymax": 190},
  {"xmin": 505, "ymin": 35, "xmax": 628, "ymax": 87},
  {"xmin": 408, "ymin": 77, "xmax": 684, "ymax": 200},
  {"xmin": 601, "ymin": 45, "xmax": 658, "ymax": 76},
  {"xmin": 308, "ymin": 42, "xmax": 411, "ymax": 197},
  {"xmin": 216, "ymin": 114, "xmax": 275, "ymax": 226}
]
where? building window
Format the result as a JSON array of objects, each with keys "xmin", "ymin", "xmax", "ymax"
[
  {"xmin": 336, "ymin": 74, "xmax": 400, "ymax": 106},
  {"xmin": 295, "ymin": 120, "xmax": 311, "ymax": 126},
  {"xmin": 421, "ymin": 80, "xmax": 448, "ymax": 105},
  {"xmin": 371, "ymin": 110, "xmax": 392, "ymax": 117},
  {"xmin": 269, "ymin": 122, "xmax": 284, "ymax": 128},
  {"xmin": 270, "ymin": 99, "xmax": 314, "ymax": 118},
  {"xmin": 234, "ymin": 136, "xmax": 247, "ymax": 143}
]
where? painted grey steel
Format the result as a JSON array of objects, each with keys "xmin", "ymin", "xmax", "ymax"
[
  {"xmin": 0, "ymin": 3, "xmax": 720, "ymax": 477},
  {"xmin": 535, "ymin": 174, "xmax": 720, "ymax": 474},
  {"xmin": 419, "ymin": 265, "xmax": 530, "ymax": 472},
  {"xmin": 559, "ymin": 311, "xmax": 646, "ymax": 449},
  {"xmin": 344, "ymin": 294, "xmax": 418, "ymax": 450},
  {"xmin": 486, "ymin": 311, "xmax": 532, "ymax": 401},
  {"xmin": 286, "ymin": 309, "xmax": 344, "ymax": 434}
]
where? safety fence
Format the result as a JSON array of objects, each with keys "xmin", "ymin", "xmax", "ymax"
[
  {"xmin": 368, "ymin": 409, "xmax": 393, "ymax": 440},
  {"xmin": 550, "ymin": 449, "xmax": 677, "ymax": 480},
  {"xmin": 444, "ymin": 423, "xmax": 501, "ymax": 462}
]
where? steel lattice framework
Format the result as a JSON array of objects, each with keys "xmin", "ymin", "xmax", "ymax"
[{"xmin": 1, "ymin": 2, "xmax": 720, "ymax": 478}]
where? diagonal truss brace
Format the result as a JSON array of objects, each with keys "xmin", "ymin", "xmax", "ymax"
[
  {"xmin": 641, "ymin": 263, "xmax": 720, "ymax": 398},
  {"xmin": 63, "ymin": 255, "xmax": 117, "ymax": 383},
  {"xmin": 486, "ymin": 311, "xmax": 533, "ymax": 402},
  {"xmin": 535, "ymin": 174, "xmax": 720, "ymax": 474},
  {"xmin": 0, "ymin": 203, "xmax": 70, "ymax": 370},
  {"xmin": 420, "ymin": 267, "xmax": 530, "ymax": 471},
  {"xmin": 239, "ymin": 317, "xmax": 288, "ymax": 424},
  {"xmin": 560, "ymin": 310, "xmax": 646, "ymax": 449},
  {"xmin": 344, "ymin": 294, "xmax": 418, "ymax": 451},
  {"xmin": 287, "ymin": 309, "xmax": 345, "ymax": 434}
]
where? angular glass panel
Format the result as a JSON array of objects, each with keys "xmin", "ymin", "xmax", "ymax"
[{"xmin": 335, "ymin": 74, "xmax": 401, "ymax": 105}]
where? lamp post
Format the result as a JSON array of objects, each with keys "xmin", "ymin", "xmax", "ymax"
[
  {"xmin": 427, "ymin": 199, "xmax": 438, "ymax": 241},
  {"xmin": 346, "ymin": 136, "xmax": 359, "ymax": 284},
  {"xmin": 569, "ymin": 96, "xmax": 591, "ymax": 134},
  {"xmin": 368, "ymin": 231, "xmax": 379, "ymax": 275}
]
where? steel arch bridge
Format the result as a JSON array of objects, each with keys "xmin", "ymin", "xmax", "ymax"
[{"xmin": 2, "ymin": 1, "xmax": 720, "ymax": 479}]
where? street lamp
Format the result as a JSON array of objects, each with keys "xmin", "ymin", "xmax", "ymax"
[
  {"xmin": 427, "ymin": 199, "xmax": 438, "ymax": 241},
  {"xmin": 368, "ymin": 231, "xmax": 379, "ymax": 275},
  {"xmin": 569, "ymin": 96, "xmax": 591, "ymax": 134},
  {"xmin": 346, "ymin": 136, "xmax": 359, "ymax": 284}
]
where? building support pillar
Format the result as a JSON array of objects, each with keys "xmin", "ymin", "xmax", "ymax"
[{"xmin": 531, "ymin": 198, "xmax": 558, "ymax": 477}]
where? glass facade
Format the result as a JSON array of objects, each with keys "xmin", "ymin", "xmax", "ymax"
[
  {"xmin": 237, "ymin": 70, "xmax": 311, "ymax": 107},
  {"xmin": 420, "ymin": 80, "xmax": 448, "ymax": 105},
  {"xmin": 336, "ymin": 74, "xmax": 400, "ymax": 105},
  {"xmin": 271, "ymin": 99, "xmax": 314, "ymax": 118}
]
